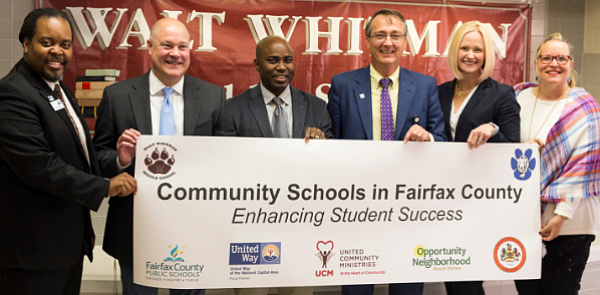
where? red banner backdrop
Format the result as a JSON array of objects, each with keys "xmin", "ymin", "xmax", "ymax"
[{"xmin": 38, "ymin": 0, "xmax": 531, "ymax": 100}]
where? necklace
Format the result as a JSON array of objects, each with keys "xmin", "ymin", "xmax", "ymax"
[
  {"xmin": 454, "ymin": 80, "xmax": 478, "ymax": 97},
  {"xmin": 528, "ymin": 86, "xmax": 570, "ymax": 141}
]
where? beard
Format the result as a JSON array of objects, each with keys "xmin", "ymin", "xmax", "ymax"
[{"xmin": 41, "ymin": 70, "xmax": 64, "ymax": 82}]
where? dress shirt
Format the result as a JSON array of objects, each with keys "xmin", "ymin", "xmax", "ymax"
[
  {"xmin": 45, "ymin": 80, "xmax": 89, "ymax": 165},
  {"xmin": 116, "ymin": 71, "xmax": 185, "ymax": 171},
  {"xmin": 449, "ymin": 85, "xmax": 479, "ymax": 140},
  {"xmin": 370, "ymin": 65, "xmax": 399, "ymax": 141},
  {"xmin": 149, "ymin": 70, "xmax": 185, "ymax": 136},
  {"xmin": 261, "ymin": 82, "xmax": 293, "ymax": 137}
]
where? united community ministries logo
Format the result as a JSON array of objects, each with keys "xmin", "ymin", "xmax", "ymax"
[
  {"xmin": 165, "ymin": 244, "xmax": 185, "ymax": 262},
  {"xmin": 511, "ymin": 148, "xmax": 536, "ymax": 181},
  {"xmin": 142, "ymin": 142, "xmax": 178, "ymax": 180},
  {"xmin": 315, "ymin": 240, "xmax": 335, "ymax": 277},
  {"xmin": 229, "ymin": 243, "xmax": 281, "ymax": 265},
  {"xmin": 493, "ymin": 237, "xmax": 526, "ymax": 272},
  {"xmin": 316, "ymin": 241, "xmax": 335, "ymax": 268}
]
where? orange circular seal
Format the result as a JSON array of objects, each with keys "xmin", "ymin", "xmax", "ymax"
[{"xmin": 493, "ymin": 237, "xmax": 526, "ymax": 273}]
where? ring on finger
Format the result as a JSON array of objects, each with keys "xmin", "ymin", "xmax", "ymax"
[
  {"xmin": 477, "ymin": 139, "xmax": 484, "ymax": 144},
  {"xmin": 315, "ymin": 135, "xmax": 320, "ymax": 139}
]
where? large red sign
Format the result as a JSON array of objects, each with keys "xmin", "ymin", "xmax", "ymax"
[{"xmin": 39, "ymin": 0, "xmax": 531, "ymax": 100}]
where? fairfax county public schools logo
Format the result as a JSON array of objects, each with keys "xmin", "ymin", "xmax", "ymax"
[
  {"xmin": 316, "ymin": 241, "xmax": 335, "ymax": 268},
  {"xmin": 164, "ymin": 244, "xmax": 185, "ymax": 262},
  {"xmin": 142, "ymin": 142, "xmax": 177, "ymax": 180},
  {"xmin": 229, "ymin": 243, "xmax": 281, "ymax": 265},
  {"xmin": 493, "ymin": 237, "xmax": 526, "ymax": 273},
  {"xmin": 511, "ymin": 149, "xmax": 536, "ymax": 181}
]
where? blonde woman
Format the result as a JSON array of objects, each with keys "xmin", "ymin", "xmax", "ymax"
[
  {"xmin": 514, "ymin": 33, "xmax": 600, "ymax": 295},
  {"xmin": 438, "ymin": 20, "xmax": 521, "ymax": 295}
]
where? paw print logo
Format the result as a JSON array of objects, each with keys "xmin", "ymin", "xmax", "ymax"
[
  {"xmin": 145, "ymin": 148, "xmax": 175, "ymax": 174},
  {"xmin": 511, "ymin": 149, "xmax": 536, "ymax": 181}
]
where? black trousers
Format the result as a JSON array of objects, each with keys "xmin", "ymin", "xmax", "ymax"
[
  {"xmin": 444, "ymin": 281, "xmax": 484, "ymax": 295},
  {"xmin": 0, "ymin": 255, "xmax": 84, "ymax": 295},
  {"xmin": 514, "ymin": 235, "xmax": 595, "ymax": 295}
]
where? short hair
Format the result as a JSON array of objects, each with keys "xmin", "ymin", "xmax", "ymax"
[
  {"xmin": 447, "ymin": 21, "xmax": 495, "ymax": 82},
  {"xmin": 19, "ymin": 8, "xmax": 71, "ymax": 45},
  {"xmin": 365, "ymin": 9, "xmax": 407, "ymax": 37},
  {"xmin": 534, "ymin": 32, "xmax": 578, "ymax": 87}
]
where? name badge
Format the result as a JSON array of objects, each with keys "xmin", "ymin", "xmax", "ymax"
[{"xmin": 49, "ymin": 97, "xmax": 65, "ymax": 111}]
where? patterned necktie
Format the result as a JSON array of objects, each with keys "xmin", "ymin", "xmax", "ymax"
[
  {"xmin": 159, "ymin": 87, "xmax": 175, "ymax": 135},
  {"xmin": 380, "ymin": 78, "xmax": 394, "ymax": 140},
  {"xmin": 53, "ymin": 84, "xmax": 89, "ymax": 163},
  {"xmin": 271, "ymin": 96, "xmax": 289, "ymax": 138}
]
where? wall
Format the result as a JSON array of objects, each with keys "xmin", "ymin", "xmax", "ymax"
[{"xmin": 1, "ymin": 0, "xmax": 598, "ymax": 294}]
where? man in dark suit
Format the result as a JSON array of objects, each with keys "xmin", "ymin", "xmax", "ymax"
[
  {"xmin": 326, "ymin": 8, "xmax": 446, "ymax": 295},
  {"xmin": 0, "ymin": 8, "xmax": 136, "ymax": 295},
  {"xmin": 93, "ymin": 18, "xmax": 234, "ymax": 295},
  {"xmin": 229, "ymin": 35, "xmax": 332, "ymax": 141},
  {"xmin": 228, "ymin": 35, "xmax": 331, "ymax": 295}
]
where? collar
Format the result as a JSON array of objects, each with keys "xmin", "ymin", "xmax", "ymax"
[
  {"xmin": 149, "ymin": 70, "xmax": 184, "ymax": 96},
  {"xmin": 370, "ymin": 64, "xmax": 400, "ymax": 89},
  {"xmin": 44, "ymin": 79, "xmax": 60, "ymax": 92},
  {"xmin": 260, "ymin": 82, "xmax": 291, "ymax": 105}
]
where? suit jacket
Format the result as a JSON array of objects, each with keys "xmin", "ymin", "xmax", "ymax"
[
  {"xmin": 437, "ymin": 77, "xmax": 520, "ymax": 143},
  {"xmin": 327, "ymin": 66, "xmax": 446, "ymax": 141},
  {"xmin": 93, "ymin": 71, "xmax": 235, "ymax": 265},
  {"xmin": 229, "ymin": 85, "xmax": 333, "ymax": 139},
  {"xmin": 0, "ymin": 61, "xmax": 109, "ymax": 270}
]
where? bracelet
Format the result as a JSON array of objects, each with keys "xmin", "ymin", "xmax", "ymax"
[{"xmin": 556, "ymin": 214, "xmax": 569, "ymax": 220}]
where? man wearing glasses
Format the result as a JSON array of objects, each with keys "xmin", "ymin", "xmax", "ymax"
[
  {"xmin": 327, "ymin": 8, "xmax": 445, "ymax": 144},
  {"xmin": 326, "ymin": 8, "xmax": 446, "ymax": 295}
]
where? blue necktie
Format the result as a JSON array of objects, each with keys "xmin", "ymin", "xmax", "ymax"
[{"xmin": 159, "ymin": 87, "xmax": 175, "ymax": 135}]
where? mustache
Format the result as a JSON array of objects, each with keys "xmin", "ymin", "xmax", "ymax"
[{"xmin": 45, "ymin": 57, "xmax": 64, "ymax": 64}]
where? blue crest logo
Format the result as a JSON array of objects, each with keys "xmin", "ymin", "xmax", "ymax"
[
  {"xmin": 164, "ymin": 244, "xmax": 185, "ymax": 262},
  {"xmin": 511, "ymin": 149, "xmax": 536, "ymax": 181}
]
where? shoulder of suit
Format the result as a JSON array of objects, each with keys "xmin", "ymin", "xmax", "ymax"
[
  {"xmin": 482, "ymin": 77, "xmax": 513, "ymax": 93},
  {"xmin": 292, "ymin": 87, "xmax": 326, "ymax": 106},
  {"xmin": 331, "ymin": 67, "xmax": 368, "ymax": 80},
  {"xmin": 229, "ymin": 87, "xmax": 254, "ymax": 104},
  {"xmin": 184, "ymin": 74, "xmax": 222, "ymax": 91},
  {"xmin": 401, "ymin": 68, "xmax": 436, "ymax": 83}
]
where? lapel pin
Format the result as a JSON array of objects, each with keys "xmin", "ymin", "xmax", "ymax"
[
  {"xmin": 359, "ymin": 93, "xmax": 365, "ymax": 99},
  {"xmin": 413, "ymin": 116, "xmax": 420, "ymax": 124}
]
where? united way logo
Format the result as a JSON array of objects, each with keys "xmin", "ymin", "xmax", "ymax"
[
  {"xmin": 229, "ymin": 243, "xmax": 281, "ymax": 265},
  {"xmin": 511, "ymin": 149, "xmax": 536, "ymax": 181},
  {"xmin": 493, "ymin": 237, "xmax": 526, "ymax": 273},
  {"xmin": 142, "ymin": 142, "xmax": 178, "ymax": 180},
  {"xmin": 164, "ymin": 244, "xmax": 185, "ymax": 262}
]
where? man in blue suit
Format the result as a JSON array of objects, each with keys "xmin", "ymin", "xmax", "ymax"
[
  {"xmin": 328, "ymin": 8, "xmax": 445, "ymax": 143},
  {"xmin": 327, "ymin": 8, "xmax": 446, "ymax": 295}
]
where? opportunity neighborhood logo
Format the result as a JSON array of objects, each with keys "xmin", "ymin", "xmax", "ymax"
[
  {"xmin": 412, "ymin": 245, "xmax": 470, "ymax": 270},
  {"xmin": 229, "ymin": 243, "xmax": 281, "ymax": 265}
]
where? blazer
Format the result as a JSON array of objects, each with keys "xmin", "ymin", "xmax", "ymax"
[
  {"xmin": 93, "ymin": 71, "xmax": 235, "ymax": 265},
  {"xmin": 0, "ymin": 61, "xmax": 109, "ymax": 270},
  {"xmin": 228, "ymin": 85, "xmax": 333, "ymax": 139},
  {"xmin": 327, "ymin": 66, "xmax": 446, "ymax": 141},
  {"xmin": 438, "ymin": 77, "xmax": 520, "ymax": 143}
]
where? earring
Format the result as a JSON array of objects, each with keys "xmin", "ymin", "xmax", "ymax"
[
  {"xmin": 535, "ymin": 76, "xmax": 538, "ymax": 82},
  {"xmin": 568, "ymin": 76, "xmax": 572, "ymax": 83}
]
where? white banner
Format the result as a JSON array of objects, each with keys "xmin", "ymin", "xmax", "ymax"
[{"xmin": 134, "ymin": 136, "xmax": 542, "ymax": 289}]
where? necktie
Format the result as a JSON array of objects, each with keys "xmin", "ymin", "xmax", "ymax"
[
  {"xmin": 271, "ymin": 96, "xmax": 289, "ymax": 138},
  {"xmin": 159, "ymin": 87, "xmax": 175, "ymax": 135},
  {"xmin": 53, "ymin": 84, "xmax": 89, "ymax": 163},
  {"xmin": 380, "ymin": 78, "xmax": 394, "ymax": 141}
]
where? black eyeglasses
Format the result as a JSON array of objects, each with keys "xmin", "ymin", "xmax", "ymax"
[
  {"xmin": 368, "ymin": 33, "xmax": 406, "ymax": 42},
  {"xmin": 538, "ymin": 55, "xmax": 571, "ymax": 64}
]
